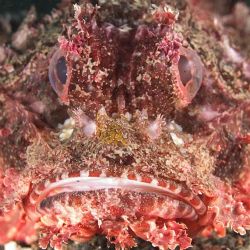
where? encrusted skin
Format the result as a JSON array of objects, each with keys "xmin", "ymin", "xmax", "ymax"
[{"xmin": 0, "ymin": 0, "xmax": 250, "ymax": 249}]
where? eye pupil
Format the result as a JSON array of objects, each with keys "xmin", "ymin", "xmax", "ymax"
[
  {"xmin": 56, "ymin": 56, "xmax": 67, "ymax": 85},
  {"xmin": 178, "ymin": 55, "xmax": 192, "ymax": 86}
]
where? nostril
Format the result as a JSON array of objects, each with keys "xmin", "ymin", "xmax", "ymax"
[
  {"xmin": 56, "ymin": 56, "xmax": 67, "ymax": 85},
  {"xmin": 178, "ymin": 55, "xmax": 192, "ymax": 86}
]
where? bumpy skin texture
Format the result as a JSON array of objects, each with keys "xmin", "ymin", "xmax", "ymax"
[{"xmin": 0, "ymin": 0, "xmax": 250, "ymax": 249}]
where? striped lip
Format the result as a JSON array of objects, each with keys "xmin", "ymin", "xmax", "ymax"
[{"xmin": 26, "ymin": 170, "xmax": 206, "ymax": 221}]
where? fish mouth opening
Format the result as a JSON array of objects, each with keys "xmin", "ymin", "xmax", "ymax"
[{"xmin": 27, "ymin": 171, "xmax": 206, "ymax": 223}]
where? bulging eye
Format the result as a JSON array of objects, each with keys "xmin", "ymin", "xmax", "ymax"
[
  {"xmin": 172, "ymin": 47, "xmax": 203, "ymax": 107},
  {"xmin": 178, "ymin": 55, "xmax": 192, "ymax": 86},
  {"xmin": 56, "ymin": 56, "xmax": 67, "ymax": 84},
  {"xmin": 48, "ymin": 49, "xmax": 70, "ymax": 104}
]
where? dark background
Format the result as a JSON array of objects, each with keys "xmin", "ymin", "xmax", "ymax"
[
  {"xmin": 0, "ymin": 0, "xmax": 61, "ymax": 16},
  {"xmin": 0, "ymin": 0, "xmax": 249, "ymax": 15}
]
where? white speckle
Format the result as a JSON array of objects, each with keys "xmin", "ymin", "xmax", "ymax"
[
  {"xmin": 179, "ymin": 148, "xmax": 187, "ymax": 154},
  {"xmin": 58, "ymin": 118, "xmax": 75, "ymax": 141},
  {"xmin": 147, "ymin": 115, "xmax": 165, "ymax": 140},
  {"xmin": 61, "ymin": 172, "xmax": 69, "ymax": 179},
  {"xmin": 97, "ymin": 218, "xmax": 103, "ymax": 227},
  {"xmin": 148, "ymin": 220, "xmax": 157, "ymax": 231},
  {"xmin": 136, "ymin": 74, "xmax": 142, "ymax": 82},
  {"xmin": 159, "ymin": 233, "xmax": 164, "ymax": 238},
  {"xmin": 236, "ymin": 226, "xmax": 246, "ymax": 235},
  {"xmin": 170, "ymin": 132, "xmax": 184, "ymax": 146},
  {"xmin": 5, "ymin": 242, "xmax": 17, "ymax": 250},
  {"xmin": 151, "ymin": 179, "xmax": 158, "ymax": 186},
  {"xmin": 73, "ymin": 4, "xmax": 81, "ymax": 19},
  {"xmin": 168, "ymin": 121, "xmax": 183, "ymax": 132},
  {"xmin": 83, "ymin": 121, "xmax": 96, "ymax": 137},
  {"xmin": 98, "ymin": 107, "xmax": 107, "ymax": 116},
  {"xmin": 148, "ymin": 121, "xmax": 159, "ymax": 139},
  {"xmin": 59, "ymin": 128, "xmax": 74, "ymax": 141},
  {"xmin": 223, "ymin": 38, "xmax": 243, "ymax": 64},
  {"xmin": 118, "ymin": 24, "xmax": 132, "ymax": 33},
  {"xmin": 80, "ymin": 170, "xmax": 89, "ymax": 177},
  {"xmin": 125, "ymin": 112, "xmax": 132, "ymax": 121}
]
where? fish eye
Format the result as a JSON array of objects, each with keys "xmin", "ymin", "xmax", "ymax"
[
  {"xmin": 48, "ymin": 49, "xmax": 68, "ymax": 96},
  {"xmin": 172, "ymin": 47, "xmax": 203, "ymax": 106},
  {"xmin": 56, "ymin": 56, "xmax": 67, "ymax": 85},
  {"xmin": 178, "ymin": 47, "xmax": 203, "ymax": 99},
  {"xmin": 178, "ymin": 55, "xmax": 192, "ymax": 86}
]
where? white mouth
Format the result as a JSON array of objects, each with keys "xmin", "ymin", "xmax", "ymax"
[{"xmin": 27, "ymin": 171, "xmax": 206, "ymax": 221}]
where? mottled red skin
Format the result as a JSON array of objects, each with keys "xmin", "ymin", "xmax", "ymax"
[{"xmin": 0, "ymin": 0, "xmax": 250, "ymax": 250}]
